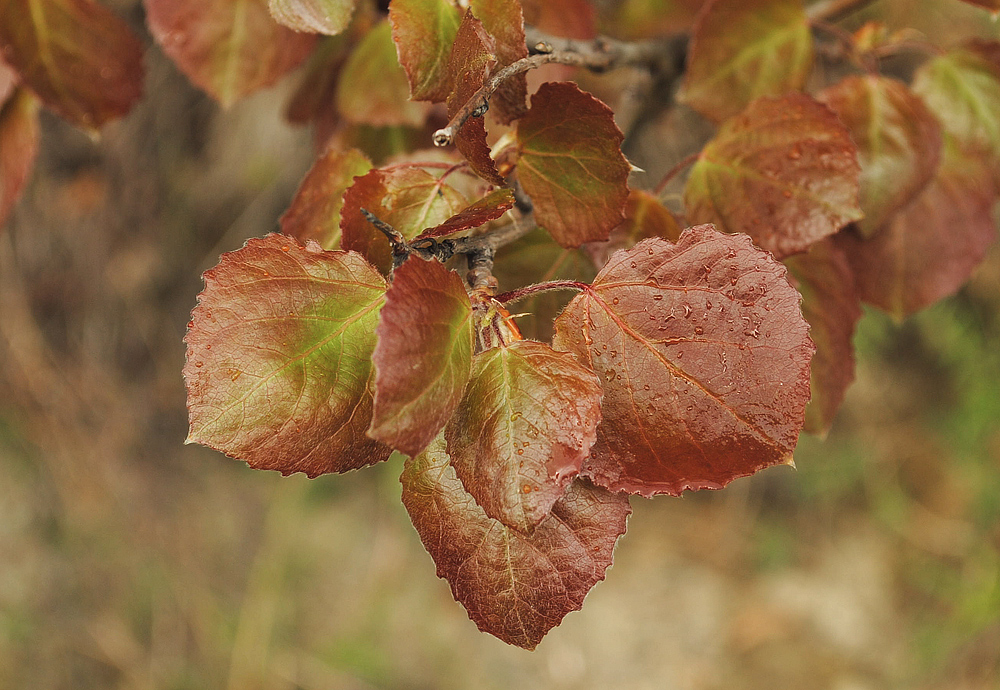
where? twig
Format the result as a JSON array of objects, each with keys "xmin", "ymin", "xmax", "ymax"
[
  {"xmin": 495, "ymin": 280, "xmax": 591, "ymax": 305},
  {"xmin": 654, "ymin": 151, "xmax": 700, "ymax": 196}
]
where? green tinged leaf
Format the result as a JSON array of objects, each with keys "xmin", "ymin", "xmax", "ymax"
[
  {"xmin": 269, "ymin": 0, "xmax": 354, "ymax": 34},
  {"xmin": 516, "ymin": 82, "xmax": 630, "ymax": 248},
  {"xmin": 145, "ymin": 0, "xmax": 316, "ymax": 108},
  {"xmin": 680, "ymin": 0, "xmax": 812, "ymax": 122},
  {"xmin": 445, "ymin": 340, "xmax": 603, "ymax": 533},
  {"xmin": 684, "ymin": 93, "xmax": 862, "ymax": 259},
  {"xmin": 0, "ymin": 0, "xmax": 143, "ymax": 129},
  {"xmin": 389, "ymin": 0, "xmax": 463, "ymax": 102},
  {"xmin": 401, "ymin": 435, "xmax": 631, "ymax": 649},
  {"xmin": 818, "ymin": 75, "xmax": 942, "ymax": 238},
  {"xmin": 184, "ymin": 234, "xmax": 392, "ymax": 477},
  {"xmin": 418, "ymin": 187, "xmax": 515, "ymax": 239},
  {"xmin": 600, "ymin": 0, "xmax": 705, "ymax": 38},
  {"xmin": 0, "ymin": 88, "xmax": 39, "ymax": 228},
  {"xmin": 369, "ymin": 257, "xmax": 474, "ymax": 457},
  {"xmin": 553, "ymin": 225, "xmax": 814, "ymax": 496}
]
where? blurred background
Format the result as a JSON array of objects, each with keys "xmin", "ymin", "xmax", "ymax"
[{"xmin": 1, "ymin": 1, "xmax": 999, "ymax": 688}]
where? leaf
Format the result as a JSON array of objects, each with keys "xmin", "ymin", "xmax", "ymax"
[
  {"xmin": 521, "ymin": 0, "xmax": 596, "ymax": 39},
  {"xmin": 836, "ymin": 139, "xmax": 999, "ymax": 319},
  {"xmin": 285, "ymin": 32, "xmax": 357, "ymax": 146},
  {"xmin": 600, "ymin": 0, "xmax": 706, "ymax": 39},
  {"xmin": 446, "ymin": 11, "xmax": 503, "ymax": 185},
  {"xmin": 183, "ymin": 234, "xmax": 392, "ymax": 477},
  {"xmin": 553, "ymin": 225, "xmax": 814, "ymax": 496},
  {"xmin": 336, "ymin": 19, "xmax": 429, "ymax": 128},
  {"xmin": 911, "ymin": 48, "xmax": 1000, "ymax": 169},
  {"xmin": 0, "ymin": 60, "xmax": 16, "ymax": 105},
  {"xmin": 516, "ymin": 82, "xmax": 630, "ymax": 248},
  {"xmin": 957, "ymin": 0, "xmax": 1000, "ymax": 10},
  {"xmin": 784, "ymin": 239, "xmax": 861, "ymax": 437},
  {"xmin": 268, "ymin": 0, "xmax": 354, "ymax": 34},
  {"xmin": 585, "ymin": 189, "xmax": 682, "ymax": 269},
  {"xmin": 369, "ymin": 257, "xmax": 474, "ymax": 457},
  {"xmin": 818, "ymin": 75, "xmax": 943, "ymax": 238},
  {"xmin": 145, "ymin": 0, "xmax": 316, "ymax": 108},
  {"xmin": 445, "ymin": 340, "xmax": 603, "ymax": 533},
  {"xmin": 679, "ymin": 0, "xmax": 812, "ymax": 122},
  {"xmin": 280, "ymin": 147, "xmax": 372, "ymax": 249},
  {"xmin": 684, "ymin": 93, "xmax": 862, "ymax": 260},
  {"xmin": 389, "ymin": 0, "xmax": 463, "ymax": 102},
  {"xmin": 340, "ymin": 166, "xmax": 468, "ymax": 273},
  {"xmin": 0, "ymin": 0, "xmax": 143, "ymax": 129},
  {"xmin": 417, "ymin": 187, "xmax": 515, "ymax": 239},
  {"xmin": 401, "ymin": 435, "xmax": 631, "ymax": 650},
  {"xmin": 470, "ymin": 0, "xmax": 527, "ymax": 124},
  {"xmin": 0, "ymin": 88, "xmax": 39, "ymax": 228}
]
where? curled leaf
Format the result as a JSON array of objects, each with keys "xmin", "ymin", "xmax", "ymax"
[
  {"xmin": 553, "ymin": 225, "xmax": 814, "ymax": 496},
  {"xmin": 184, "ymin": 234, "xmax": 392, "ymax": 477},
  {"xmin": 389, "ymin": 0, "xmax": 463, "ymax": 102},
  {"xmin": 268, "ymin": 0, "xmax": 354, "ymax": 35},
  {"xmin": 417, "ymin": 187, "xmax": 515, "ymax": 239}
]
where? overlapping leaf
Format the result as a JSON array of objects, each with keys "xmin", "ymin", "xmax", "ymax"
[
  {"xmin": 836, "ymin": 139, "xmax": 999, "ymax": 319},
  {"xmin": 340, "ymin": 166, "xmax": 468, "ymax": 273},
  {"xmin": 785, "ymin": 240, "xmax": 861, "ymax": 437},
  {"xmin": 184, "ymin": 234, "xmax": 392, "ymax": 476},
  {"xmin": 469, "ymin": 0, "xmax": 528, "ymax": 123},
  {"xmin": 417, "ymin": 188, "xmax": 515, "ymax": 239},
  {"xmin": 269, "ymin": 0, "xmax": 353, "ymax": 34},
  {"xmin": 0, "ymin": 88, "xmax": 39, "ymax": 228},
  {"xmin": 369, "ymin": 257, "xmax": 474, "ymax": 457},
  {"xmin": 684, "ymin": 93, "xmax": 862, "ymax": 259},
  {"xmin": 553, "ymin": 225, "xmax": 814, "ymax": 496},
  {"xmin": 401, "ymin": 435, "xmax": 631, "ymax": 649},
  {"xmin": 680, "ymin": 0, "xmax": 812, "ymax": 122},
  {"xmin": 390, "ymin": 0, "xmax": 463, "ymax": 102},
  {"xmin": 818, "ymin": 75, "xmax": 942, "ymax": 237},
  {"xmin": 280, "ymin": 148, "xmax": 371, "ymax": 249},
  {"xmin": 516, "ymin": 82, "xmax": 630, "ymax": 248},
  {"xmin": 145, "ymin": 0, "xmax": 316, "ymax": 108},
  {"xmin": 445, "ymin": 340, "xmax": 603, "ymax": 533},
  {"xmin": 0, "ymin": 0, "xmax": 143, "ymax": 129},
  {"xmin": 586, "ymin": 189, "xmax": 682, "ymax": 269}
]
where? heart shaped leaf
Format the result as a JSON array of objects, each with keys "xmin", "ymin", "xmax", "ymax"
[
  {"xmin": 1, "ymin": 88, "xmax": 39, "ymax": 228},
  {"xmin": 553, "ymin": 225, "xmax": 814, "ymax": 496},
  {"xmin": 684, "ymin": 93, "xmax": 862, "ymax": 259},
  {"xmin": 369, "ymin": 257, "xmax": 474, "ymax": 457},
  {"xmin": 445, "ymin": 340, "xmax": 603, "ymax": 533},
  {"xmin": 401, "ymin": 435, "xmax": 631, "ymax": 650},
  {"xmin": 184, "ymin": 234, "xmax": 392, "ymax": 476},
  {"xmin": 390, "ymin": 0, "xmax": 463, "ymax": 102},
  {"xmin": 268, "ymin": 0, "xmax": 354, "ymax": 35}
]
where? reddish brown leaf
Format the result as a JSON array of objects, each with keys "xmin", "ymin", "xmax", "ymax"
[
  {"xmin": 268, "ymin": 0, "xmax": 354, "ymax": 34},
  {"xmin": 836, "ymin": 140, "xmax": 999, "ymax": 319},
  {"xmin": 369, "ymin": 257, "xmax": 474, "ymax": 457},
  {"xmin": 818, "ymin": 75, "xmax": 942, "ymax": 237},
  {"xmin": 516, "ymin": 82, "xmax": 630, "ymax": 248},
  {"xmin": 340, "ymin": 166, "xmax": 468, "ymax": 273},
  {"xmin": 336, "ymin": 19, "xmax": 429, "ymax": 127},
  {"xmin": 145, "ymin": 0, "xmax": 316, "ymax": 108},
  {"xmin": 0, "ymin": 88, "xmax": 39, "ymax": 228},
  {"xmin": 389, "ymin": 0, "xmax": 463, "ymax": 102},
  {"xmin": 585, "ymin": 189, "xmax": 682, "ymax": 269},
  {"xmin": 680, "ymin": 0, "xmax": 812, "ymax": 122},
  {"xmin": 784, "ymin": 240, "xmax": 861, "ymax": 437},
  {"xmin": 470, "ymin": 0, "xmax": 527, "ymax": 124},
  {"xmin": 445, "ymin": 340, "xmax": 603, "ymax": 533},
  {"xmin": 417, "ymin": 187, "xmax": 514, "ymax": 239},
  {"xmin": 553, "ymin": 225, "xmax": 814, "ymax": 496},
  {"xmin": 521, "ymin": 0, "xmax": 596, "ymax": 39},
  {"xmin": 184, "ymin": 234, "xmax": 392, "ymax": 477},
  {"xmin": 684, "ymin": 93, "xmax": 862, "ymax": 260},
  {"xmin": 401, "ymin": 435, "xmax": 631, "ymax": 649},
  {"xmin": 280, "ymin": 147, "xmax": 372, "ymax": 249},
  {"xmin": 446, "ymin": 12, "xmax": 503, "ymax": 185},
  {"xmin": 0, "ymin": 0, "xmax": 143, "ymax": 129}
]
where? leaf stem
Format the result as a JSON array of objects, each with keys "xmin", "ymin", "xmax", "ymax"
[
  {"xmin": 654, "ymin": 151, "xmax": 700, "ymax": 196},
  {"xmin": 495, "ymin": 280, "xmax": 591, "ymax": 305}
]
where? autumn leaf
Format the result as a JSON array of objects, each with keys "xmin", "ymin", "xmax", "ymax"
[
  {"xmin": 369, "ymin": 257, "xmax": 474, "ymax": 457},
  {"xmin": 401, "ymin": 435, "xmax": 631, "ymax": 649},
  {"xmin": 785, "ymin": 240, "xmax": 861, "ymax": 437},
  {"xmin": 0, "ymin": 0, "xmax": 143, "ymax": 129},
  {"xmin": 470, "ymin": 0, "xmax": 528, "ymax": 123},
  {"xmin": 600, "ymin": 0, "xmax": 705, "ymax": 39},
  {"xmin": 286, "ymin": 33, "xmax": 356, "ymax": 147},
  {"xmin": 553, "ymin": 225, "xmax": 814, "ymax": 496},
  {"xmin": 0, "ymin": 88, "xmax": 39, "ymax": 228},
  {"xmin": 268, "ymin": 0, "xmax": 354, "ymax": 35},
  {"xmin": 585, "ymin": 189, "xmax": 682, "ymax": 269},
  {"xmin": 445, "ymin": 340, "xmax": 603, "ymax": 533},
  {"xmin": 145, "ymin": 0, "xmax": 316, "ymax": 108},
  {"xmin": 956, "ymin": 0, "xmax": 1000, "ymax": 11},
  {"xmin": 516, "ymin": 82, "xmax": 630, "ymax": 248},
  {"xmin": 0, "ymin": 61, "xmax": 14, "ymax": 105},
  {"xmin": 818, "ymin": 75, "xmax": 942, "ymax": 238},
  {"xmin": 417, "ymin": 187, "xmax": 515, "ymax": 239},
  {"xmin": 680, "ymin": 0, "xmax": 812, "ymax": 122},
  {"xmin": 280, "ymin": 147, "xmax": 372, "ymax": 249},
  {"xmin": 684, "ymin": 93, "xmax": 862, "ymax": 260},
  {"xmin": 521, "ymin": 0, "xmax": 596, "ymax": 39},
  {"xmin": 184, "ymin": 234, "xmax": 392, "ymax": 477},
  {"xmin": 390, "ymin": 0, "xmax": 463, "ymax": 102}
]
